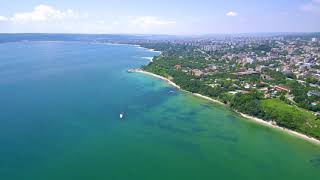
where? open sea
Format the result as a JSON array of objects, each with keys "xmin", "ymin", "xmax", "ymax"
[{"xmin": 0, "ymin": 41, "xmax": 319, "ymax": 180}]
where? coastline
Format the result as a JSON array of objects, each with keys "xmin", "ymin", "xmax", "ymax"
[
  {"xmin": 238, "ymin": 113, "xmax": 320, "ymax": 145},
  {"xmin": 129, "ymin": 68, "xmax": 180, "ymax": 89},
  {"xmin": 141, "ymin": 57, "xmax": 154, "ymax": 62},
  {"xmin": 130, "ymin": 68, "xmax": 320, "ymax": 145}
]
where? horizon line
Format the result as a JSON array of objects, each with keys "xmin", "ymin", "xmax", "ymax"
[{"xmin": 0, "ymin": 32, "xmax": 320, "ymax": 36}]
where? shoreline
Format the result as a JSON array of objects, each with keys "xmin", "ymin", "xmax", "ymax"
[
  {"xmin": 238, "ymin": 113, "xmax": 320, "ymax": 145},
  {"xmin": 130, "ymin": 68, "xmax": 320, "ymax": 145},
  {"xmin": 141, "ymin": 57, "xmax": 154, "ymax": 62},
  {"xmin": 129, "ymin": 69, "xmax": 181, "ymax": 89}
]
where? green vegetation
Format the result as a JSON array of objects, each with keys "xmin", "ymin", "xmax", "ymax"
[
  {"xmin": 230, "ymin": 92, "xmax": 265, "ymax": 118},
  {"xmin": 261, "ymin": 99, "xmax": 320, "ymax": 139},
  {"xmin": 140, "ymin": 42, "xmax": 320, "ymax": 140}
]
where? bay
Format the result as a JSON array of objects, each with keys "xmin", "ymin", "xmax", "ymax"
[{"xmin": 0, "ymin": 41, "xmax": 319, "ymax": 180}]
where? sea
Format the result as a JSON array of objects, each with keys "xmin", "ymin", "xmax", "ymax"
[{"xmin": 0, "ymin": 41, "xmax": 319, "ymax": 180}]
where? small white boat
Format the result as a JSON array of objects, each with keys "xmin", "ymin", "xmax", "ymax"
[{"xmin": 120, "ymin": 113, "xmax": 124, "ymax": 119}]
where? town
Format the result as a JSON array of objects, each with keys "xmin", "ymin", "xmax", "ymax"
[{"xmin": 119, "ymin": 33, "xmax": 320, "ymax": 140}]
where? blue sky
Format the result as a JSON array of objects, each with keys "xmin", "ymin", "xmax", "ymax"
[{"xmin": 0, "ymin": 0, "xmax": 319, "ymax": 34}]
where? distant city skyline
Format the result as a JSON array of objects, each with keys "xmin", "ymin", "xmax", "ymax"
[{"xmin": 0, "ymin": 0, "xmax": 320, "ymax": 34}]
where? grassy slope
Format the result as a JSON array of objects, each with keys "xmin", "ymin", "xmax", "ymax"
[{"xmin": 261, "ymin": 99, "xmax": 320, "ymax": 139}]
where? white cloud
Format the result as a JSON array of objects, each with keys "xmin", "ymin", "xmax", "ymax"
[
  {"xmin": 10, "ymin": 4, "xmax": 87, "ymax": 24},
  {"xmin": 0, "ymin": 16, "xmax": 8, "ymax": 21},
  {"xmin": 1, "ymin": 6, "xmax": 177, "ymax": 34},
  {"xmin": 130, "ymin": 16, "xmax": 176, "ymax": 27},
  {"xmin": 301, "ymin": 0, "xmax": 320, "ymax": 15},
  {"xmin": 226, "ymin": 11, "xmax": 238, "ymax": 17}
]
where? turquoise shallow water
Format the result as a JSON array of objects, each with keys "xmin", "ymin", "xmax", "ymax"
[{"xmin": 0, "ymin": 41, "xmax": 319, "ymax": 180}]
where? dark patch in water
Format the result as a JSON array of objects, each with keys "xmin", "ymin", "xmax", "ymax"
[
  {"xmin": 226, "ymin": 115, "xmax": 237, "ymax": 124},
  {"xmin": 211, "ymin": 134, "xmax": 239, "ymax": 143},
  {"xmin": 157, "ymin": 122, "xmax": 189, "ymax": 135},
  {"xmin": 192, "ymin": 127, "xmax": 207, "ymax": 133},
  {"xmin": 200, "ymin": 104, "xmax": 212, "ymax": 109},
  {"xmin": 125, "ymin": 85, "xmax": 179, "ymax": 113},
  {"xmin": 152, "ymin": 138, "xmax": 200, "ymax": 154},
  {"xmin": 175, "ymin": 113, "xmax": 197, "ymax": 123},
  {"xmin": 173, "ymin": 110, "xmax": 198, "ymax": 122},
  {"xmin": 161, "ymin": 109, "xmax": 198, "ymax": 123},
  {"xmin": 168, "ymin": 140, "xmax": 200, "ymax": 154},
  {"xmin": 129, "ymin": 90, "xmax": 170, "ymax": 109},
  {"xmin": 138, "ymin": 123, "xmax": 201, "ymax": 154},
  {"xmin": 185, "ymin": 110, "xmax": 198, "ymax": 117},
  {"xmin": 164, "ymin": 107, "xmax": 179, "ymax": 113},
  {"xmin": 226, "ymin": 146, "xmax": 249, "ymax": 160},
  {"xmin": 310, "ymin": 157, "xmax": 320, "ymax": 167}
]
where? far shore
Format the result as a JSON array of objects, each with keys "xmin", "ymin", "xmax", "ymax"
[{"xmin": 129, "ymin": 68, "xmax": 320, "ymax": 146}]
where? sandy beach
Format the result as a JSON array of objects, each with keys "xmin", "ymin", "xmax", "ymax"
[
  {"xmin": 129, "ymin": 69, "xmax": 180, "ymax": 89},
  {"xmin": 131, "ymin": 69, "xmax": 320, "ymax": 145},
  {"xmin": 192, "ymin": 93, "xmax": 226, "ymax": 106},
  {"xmin": 239, "ymin": 113, "xmax": 320, "ymax": 145},
  {"xmin": 141, "ymin": 57, "xmax": 154, "ymax": 62},
  {"xmin": 148, "ymin": 49, "xmax": 162, "ymax": 53}
]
